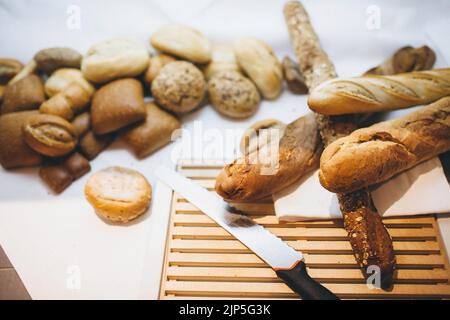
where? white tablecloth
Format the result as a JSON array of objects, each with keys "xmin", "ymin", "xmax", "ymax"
[{"xmin": 0, "ymin": 0, "xmax": 449, "ymax": 299}]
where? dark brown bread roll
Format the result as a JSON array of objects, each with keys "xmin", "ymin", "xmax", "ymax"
[
  {"xmin": 71, "ymin": 112, "xmax": 91, "ymax": 138},
  {"xmin": 0, "ymin": 58, "xmax": 24, "ymax": 84},
  {"xmin": 1, "ymin": 74, "xmax": 45, "ymax": 114},
  {"xmin": 0, "ymin": 111, "xmax": 43, "ymax": 169},
  {"xmin": 123, "ymin": 102, "xmax": 181, "ymax": 158},
  {"xmin": 39, "ymin": 152, "xmax": 91, "ymax": 194},
  {"xmin": 91, "ymin": 78, "xmax": 146, "ymax": 134},
  {"xmin": 79, "ymin": 131, "xmax": 115, "ymax": 160},
  {"xmin": 39, "ymin": 165, "xmax": 74, "ymax": 194},
  {"xmin": 64, "ymin": 152, "xmax": 91, "ymax": 179}
]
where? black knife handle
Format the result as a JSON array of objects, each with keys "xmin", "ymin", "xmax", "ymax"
[{"xmin": 275, "ymin": 260, "xmax": 339, "ymax": 300}]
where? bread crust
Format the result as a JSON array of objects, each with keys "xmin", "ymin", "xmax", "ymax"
[
  {"xmin": 215, "ymin": 113, "xmax": 322, "ymax": 201},
  {"xmin": 320, "ymin": 97, "xmax": 450, "ymax": 193},
  {"xmin": 85, "ymin": 167, "xmax": 151, "ymax": 223},
  {"xmin": 308, "ymin": 68, "xmax": 450, "ymax": 115},
  {"xmin": 123, "ymin": 102, "xmax": 181, "ymax": 158},
  {"xmin": 91, "ymin": 78, "xmax": 146, "ymax": 134}
]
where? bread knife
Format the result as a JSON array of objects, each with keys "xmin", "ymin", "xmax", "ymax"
[{"xmin": 155, "ymin": 166, "xmax": 338, "ymax": 300}]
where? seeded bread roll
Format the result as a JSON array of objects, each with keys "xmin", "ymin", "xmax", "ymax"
[
  {"xmin": 320, "ymin": 97, "xmax": 450, "ymax": 194},
  {"xmin": 208, "ymin": 70, "xmax": 260, "ymax": 119},
  {"xmin": 308, "ymin": 68, "xmax": 450, "ymax": 115},
  {"xmin": 151, "ymin": 61, "xmax": 206, "ymax": 114}
]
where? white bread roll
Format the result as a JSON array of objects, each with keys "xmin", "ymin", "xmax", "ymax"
[{"xmin": 81, "ymin": 38, "xmax": 149, "ymax": 84}]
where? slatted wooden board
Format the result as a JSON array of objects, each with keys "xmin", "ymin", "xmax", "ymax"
[
  {"xmin": 159, "ymin": 161, "xmax": 450, "ymax": 299},
  {"xmin": 0, "ymin": 245, "xmax": 30, "ymax": 300}
]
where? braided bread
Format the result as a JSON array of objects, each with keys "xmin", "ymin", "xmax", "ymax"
[{"xmin": 308, "ymin": 68, "xmax": 450, "ymax": 115}]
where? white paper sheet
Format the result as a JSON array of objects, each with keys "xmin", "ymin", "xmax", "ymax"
[{"xmin": 274, "ymin": 158, "xmax": 450, "ymax": 221}]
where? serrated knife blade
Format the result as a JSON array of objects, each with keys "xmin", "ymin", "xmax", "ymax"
[{"xmin": 155, "ymin": 166, "xmax": 338, "ymax": 300}]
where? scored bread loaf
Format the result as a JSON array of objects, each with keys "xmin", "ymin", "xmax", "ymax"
[
  {"xmin": 320, "ymin": 96, "xmax": 450, "ymax": 194},
  {"xmin": 308, "ymin": 68, "xmax": 450, "ymax": 115},
  {"xmin": 215, "ymin": 113, "xmax": 322, "ymax": 201}
]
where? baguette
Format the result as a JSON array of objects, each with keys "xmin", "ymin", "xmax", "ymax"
[
  {"xmin": 308, "ymin": 68, "xmax": 450, "ymax": 115},
  {"xmin": 284, "ymin": 1, "xmax": 395, "ymax": 289},
  {"xmin": 216, "ymin": 113, "xmax": 322, "ymax": 201},
  {"xmin": 320, "ymin": 97, "xmax": 450, "ymax": 194}
]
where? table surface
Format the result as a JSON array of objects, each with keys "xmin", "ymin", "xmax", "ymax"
[{"xmin": 1, "ymin": 0, "xmax": 450, "ymax": 299}]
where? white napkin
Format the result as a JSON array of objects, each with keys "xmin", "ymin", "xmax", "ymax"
[{"xmin": 273, "ymin": 157, "xmax": 450, "ymax": 221}]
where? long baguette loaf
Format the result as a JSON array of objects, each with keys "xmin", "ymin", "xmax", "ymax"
[
  {"xmin": 308, "ymin": 68, "xmax": 450, "ymax": 115},
  {"xmin": 285, "ymin": 0, "xmax": 395, "ymax": 289},
  {"xmin": 216, "ymin": 113, "xmax": 322, "ymax": 201},
  {"xmin": 320, "ymin": 97, "xmax": 450, "ymax": 194}
]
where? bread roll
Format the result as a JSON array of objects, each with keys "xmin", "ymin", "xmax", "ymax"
[
  {"xmin": 203, "ymin": 46, "xmax": 241, "ymax": 80},
  {"xmin": 1, "ymin": 74, "xmax": 45, "ymax": 114},
  {"xmin": 150, "ymin": 24, "xmax": 211, "ymax": 63},
  {"xmin": 91, "ymin": 78, "xmax": 146, "ymax": 134},
  {"xmin": 34, "ymin": 47, "xmax": 82, "ymax": 74},
  {"xmin": 208, "ymin": 70, "xmax": 260, "ymax": 119},
  {"xmin": 39, "ymin": 152, "xmax": 91, "ymax": 194},
  {"xmin": 282, "ymin": 56, "xmax": 308, "ymax": 94},
  {"xmin": 0, "ymin": 58, "xmax": 23, "ymax": 84},
  {"xmin": 79, "ymin": 131, "xmax": 115, "ymax": 160},
  {"xmin": 234, "ymin": 37, "xmax": 283, "ymax": 100},
  {"xmin": 364, "ymin": 45, "xmax": 436, "ymax": 76},
  {"xmin": 8, "ymin": 60, "xmax": 37, "ymax": 85},
  {"xmin": 144, "ymin": 54, "xmax": 176, "ymax": 87},
  {"xmin": 40, "ymin": 82, "xmax": 92, "ymax": 120},
  {"xmin": 123, "ymin": 102, "xmax": 181, "ymax": 158},
  {"xmin": 85, "ymin": 166, "xmax": 152, "ymax": 222},
  {"xmin": 308, "ymin": 68, "xmax": 450, "ymax": 115},
  {"xmin": 151, "ymin": 61, "xmax": 206, "ymax": 114},
  {"xmin": 44, "ymin": 68, "xmax": 95, "ymax": 97},
  {"xmin": 320, "ymin": 97, "xmax": 450, "ymax": 194},
  {"xmin": 22, "ymin": 113, "xmax": 78, "ymax": 157},
  {"xmin": 0, "ymin": 111, "xmax": 43, "ymax": 169},
  {"xmin": 71, "ymin": 112, "xmax": 91, "ymax": 137},
  {"xmin": 81, "ymin": 38, "xmax": 149, "ymax": 83}
]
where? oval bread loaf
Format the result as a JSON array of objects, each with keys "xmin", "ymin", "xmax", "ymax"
[
  {"xmin": 319, "ymin": 96, "xmax": 450, "ymax": 193},
  {"xmin": 234, "ymin": 37, "xmax": 283, "ymax": 100}
]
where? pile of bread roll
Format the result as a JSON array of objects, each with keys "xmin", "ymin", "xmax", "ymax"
[{"xmin": 0, "ymin": 24, "xmax": 308, "ymax": 222}]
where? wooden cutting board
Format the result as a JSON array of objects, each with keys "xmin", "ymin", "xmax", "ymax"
[
  {"xmin": 159, "ymin": 161, "xmax": 450, "ymax": 299},
  {"xmin": 0, "ymin": 245, "xmax": 30, "ymax": 300}
]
